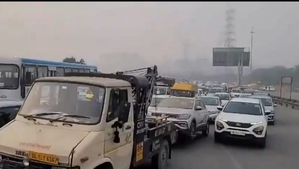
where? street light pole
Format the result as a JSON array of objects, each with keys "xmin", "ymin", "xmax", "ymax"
[{"xmin": 250, "ymin": 27, "xmax": 255, "ymax": 74}]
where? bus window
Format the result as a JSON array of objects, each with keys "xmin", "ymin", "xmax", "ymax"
[
  {"xmin": 24, "ymin": 66, "xmax": 37, "ymax": 85},
  {"xmin": 65, "ymin": 68, "xmax": 71, "ymax": 73},
  {"xmin": 0, "ymin": 65, "xmax": 19, "ymax": 89},
  {"xmin": 85, "ymin": 69, "xmax": 90, "ymax": 73},
  {"xmin": 79, "ymin": 69, "xmax": 85, "ymax": 73},
  {"xmin": 72, "ymin": 68, "xmax": 79, "ymax": 73},
  {"xmin": 37, "ymin": 66, "xmax": 48, "ymax": 78},
  {"xmin": 56, "ymin": 67, "xmax": 64, "ymax": 76}
]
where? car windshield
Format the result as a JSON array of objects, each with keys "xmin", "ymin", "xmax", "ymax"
[
  {"xmin": 250, "ymin": 97, "xmax": 272, "ymax": 106},
  {"xmin": 223, "ymin": 101, "xmax": 262, "ymax": 115},
  {"xmin": 150, "ymin": 97, "xmax": 164, "ymax": 107},
  {"xmin": 200, "ymin": 97, "xmax": 220, "ymax": 106},
  {"xmin": 214, "ymin": 94, "xmax": 229, "ymax": 100},
  {"xmin": 209, "ymin": 88, "xmax": 222, "ymax": 93},
  {"xmin": 19, "ymin": 81, "xmax": 105, "ymax": 124},
  {"xmin": 154, "ymin": 87, "xmax": 168, "ymax": 95},
  {"xmin": 157, "ymin": 98, "xmax": 194, "ymax": 109},
  {"xmin": 0, "ymin": 64, "xmax": 19, "ymax": 89}
]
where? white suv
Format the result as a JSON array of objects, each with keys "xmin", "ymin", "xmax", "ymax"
[{"xmin": 214, "ymin": 98, "xmax": 269, "ymax": 148}]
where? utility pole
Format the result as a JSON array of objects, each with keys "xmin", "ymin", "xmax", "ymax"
[{"xmin": 250, "ymin": 27, "xmax": 255, "ymax": 74}]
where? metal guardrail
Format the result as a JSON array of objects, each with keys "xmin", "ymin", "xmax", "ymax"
[{"xmin": 270, "ymin": 95, "xmax": 299, "ymax": 110}]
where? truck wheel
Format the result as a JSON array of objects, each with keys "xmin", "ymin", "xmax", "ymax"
[
  {"xmin": 202, "ymin": 122, "xmax": 209, "ymax": 137},
  {"xmin": 151, "ymin": 140, "xmax": 169, "ymax": 169}
]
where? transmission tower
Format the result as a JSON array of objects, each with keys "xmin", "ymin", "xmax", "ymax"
[{"xmin": 224, "ymin": 7, "xmax": 236, "ymax": 47}]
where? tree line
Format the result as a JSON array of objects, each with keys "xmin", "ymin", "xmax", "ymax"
[{"xmin": 63, "ymin": 57, "xmax": 86, "ymax": 65}]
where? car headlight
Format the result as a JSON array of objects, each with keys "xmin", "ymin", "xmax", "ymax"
[
  {"xmin": 216, "ymin": 121, "xmax": 224, "ymax": 130},
  {"xmin": 178, "ymin": 114, "xmax": 191, "ymax": 120},
  {"xmin": 251, "ymin": 121, "xmax": 263, "ymax": 125},
  {"xmin": 253, "ymin": 126, "xmax": 264, "ymax": 135}
]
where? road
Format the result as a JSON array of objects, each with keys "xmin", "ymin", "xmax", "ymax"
[
  {"xmin": 270, "ymin": 91, "xmax": 299, "ymax": 100},
  {"xmin": 138, "ymin": 105, "xmax": 299, "ymax": 169}
]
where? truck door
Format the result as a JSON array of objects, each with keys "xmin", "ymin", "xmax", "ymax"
[{"xmin": 104, "ymin": 88, "xmax": 134, "ymax": 169}]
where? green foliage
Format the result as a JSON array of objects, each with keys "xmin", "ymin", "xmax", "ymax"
[{"xmin": 63, "ymin": 57, "xmax": 86, "ymax": 64}]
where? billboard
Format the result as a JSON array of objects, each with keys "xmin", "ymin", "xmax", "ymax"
[{"xmin": 213, "ymin": 47, "xmax": 250, "ymax": 66}]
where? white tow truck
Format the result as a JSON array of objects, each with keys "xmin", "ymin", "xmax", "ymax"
[{"xmin": 0, "ymin": 66, "xmax": 177, "ymax": 169}]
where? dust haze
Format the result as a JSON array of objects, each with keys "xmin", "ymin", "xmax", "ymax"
[{"xmin": 0, "ymin": 2, "xmax": 298, "ymax": 77}]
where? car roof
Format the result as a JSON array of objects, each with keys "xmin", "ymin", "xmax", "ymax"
[
  {"xmin": 199, "ymin": 96, "xmax": 219, "ymax": 99},
  {"xmin": 0, "ymin": 99, "xmax": 23, "ymax": 108},
  {"xmin": 215, "ymin": 92, "xmax": 229, "ymax": 95},
  {"xmin": 249, "ymin": 95, "xmax": 271, "ymax": 99},
  {"xmin": 35, "ymin": 76, "xmax": 131, "ymax": 87},
  {"xmin": 230, "ymin": 98, "xmax": 260, "ymax": 104}
]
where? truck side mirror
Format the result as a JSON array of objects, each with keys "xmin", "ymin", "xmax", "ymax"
[{"xmin": 118, "ymin": 101, "xmax": 131, "ymax": 123}]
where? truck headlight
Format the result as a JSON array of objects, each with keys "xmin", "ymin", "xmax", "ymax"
[
  {"xmin": 178, "ymin": 114, "xmax": 191, "ymax": 120},
  {"xmin": 253, "ymin": 126, "xmax": 264, "ymax": 135}
]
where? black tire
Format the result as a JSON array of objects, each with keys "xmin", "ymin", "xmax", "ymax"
[
  {"xmin": 214, "ymin": 132, "xmax": 221, "ymax": 143},
  {"xmin": 189, "ymin": 121, "xmax": 197, "ymax": 139},
  {"xmin": 257, "ymin": 137, "xmax": 266, "ymax": 149},
  {"xmin": 151, "ymin": 140, "xmax": 169, "ymax": 169},
  {"xmin": 202, "ymin": 122, "xmax": 209, "ymax": 137}
]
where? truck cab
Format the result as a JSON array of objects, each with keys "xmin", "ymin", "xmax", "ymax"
[{"xmin": 0, "ymin": 67, "xmax": 176, "ymax": 169}]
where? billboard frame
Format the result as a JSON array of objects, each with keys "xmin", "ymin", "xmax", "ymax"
[
  {"xmin": 212, "ymin": 47, "xmax": 250, "ymax": 67},
  {"xmin": 280, "ymin": 76, "xmax": 293, "ymax": 99}
]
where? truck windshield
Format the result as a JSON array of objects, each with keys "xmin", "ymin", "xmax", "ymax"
[
  {"xmin": 170, "ymin": 89, "xmax": 194, "ymax": 97},
  {"xmin": 0, "ymin": 64, "xmax": 19, "ymax": 89},
  {"xmin": 19, "ymin": 81, "xmax": 105, "ymax": 124}
]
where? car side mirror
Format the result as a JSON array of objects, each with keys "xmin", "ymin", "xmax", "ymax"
[
  {"xmin": 273, "ymin": 104, "xmax": 277, "ymax": 107},
  {"xmin": 195, "ymin": 106, "xmax": 202, "ymax": 111},
  {"xmin": 118, "ymin": 101, "xmax": 131, "ymax": 123},
  {"xmin": 265, "ymin": 110, "xmax": 271, "ymax": 115},
  {"xmin": 217, "ymin": 106, "xmax": 223, "ymax": 111}
]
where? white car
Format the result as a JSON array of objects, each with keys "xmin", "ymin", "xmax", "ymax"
[
  {"xmin": 199, "ymin": 96, "xmax": 221, "ymax": 123},
  {"xmin": 148, "ymin": 96, "xmax": 210, "ymax": 139},
  {"xmin": 238, "ymin": 93, "xmax": 252, "ymax": 98},
  {"xmin": 248, "ymin": 95, "xmax": 277, "ymax": 125},
  {"xmin": 214, "ymin": 98, "xmax": 269, "ymax": 148},
  {"xmin": 214, "ymin": 92, "xmax": 231, "ymax": 106},
  {"xmin": 230, "ymin": 88, "xmax": 242, "ymax": 98}
]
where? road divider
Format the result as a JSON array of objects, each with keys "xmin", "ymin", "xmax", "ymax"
[{"xmin": 271, "ymin": 95, "xmax": 299, "ymax": 110}]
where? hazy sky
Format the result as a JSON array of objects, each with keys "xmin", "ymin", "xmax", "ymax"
[{"xmin": 0, "ymin": 2, "xmax": 298, "ymax": 73}]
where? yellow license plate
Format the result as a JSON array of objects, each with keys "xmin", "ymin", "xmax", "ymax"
[
  {"xmin": 29, "ymin": 151, "xmax": 59, "ymax": 165},
  {"xmin": 136, "ymin": 142, "xmax": 143, "ymax": 162}
]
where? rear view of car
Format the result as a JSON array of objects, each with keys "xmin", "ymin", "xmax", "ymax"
[
  {"xmin": 199, "ymin": 96, "xmax": 221, "ymax": 123},
  {"xmin": 214, "ymin": 92, "xmax": 230, "ymax": 106}
]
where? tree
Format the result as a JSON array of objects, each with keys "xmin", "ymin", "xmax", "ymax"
[
  {"xmin": 63, "ymin": 57, "xmax": 86, "ymax": 64},
  {"xmin": 63, "ymin": 57, "xmax": 77, "ymax": 63}
]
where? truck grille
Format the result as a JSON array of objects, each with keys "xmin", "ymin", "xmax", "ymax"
[
  {"xmin": 226, "ymin": 121, "xmax": 252, "ymax": 128},
  {"xmin": 1, "ymin": 156, "xmax": 53, "ymax": 169}
]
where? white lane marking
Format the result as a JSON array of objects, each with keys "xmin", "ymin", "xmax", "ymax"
[{"xmin": 221, "ymin": 145, "xmax": 245, "ymax": 169}]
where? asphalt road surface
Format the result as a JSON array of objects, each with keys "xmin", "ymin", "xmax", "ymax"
[
  {"xmin": 270, "ymin": 91, "xmax": 299, "ymax": 100},
  {"xmin": 138, "ymin": 105, "xmax": 299, "ymax": 169}
]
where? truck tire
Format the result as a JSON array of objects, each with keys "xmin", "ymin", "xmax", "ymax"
[{"xmin": 151, "ymin": 140, "xmax": 169, "ymax": 169}]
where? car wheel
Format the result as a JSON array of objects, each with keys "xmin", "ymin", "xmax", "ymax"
[
  {"xmin": 189, "ymin": 121, "xmax": 197, "ymax": 139},
  {"xmin": 257, "ymin": 137, "xmax": 266, "ymax": 149},
  {"xmin": 269, "ymin": 121, "xmax": 275, "ymax": 125},
  {"xmin": 214, "ymin": 132, "xmax": 221, "ymax": 143},
  {"xmin": 202, "ymin": 122, "xmax": 209, "ymax": 137}
]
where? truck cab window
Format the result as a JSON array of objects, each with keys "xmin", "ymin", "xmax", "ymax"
[{"xmin": 107, "ymin": 89, "xmax": 128, "ymax": 122}]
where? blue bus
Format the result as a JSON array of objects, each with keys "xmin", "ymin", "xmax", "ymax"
[{"xmin": 0, "ymin": 57, "xmax": 97, "ymax": 100}]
